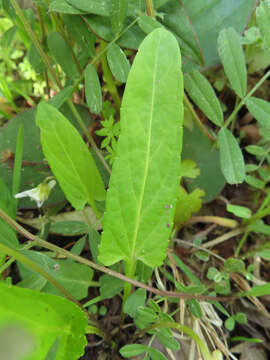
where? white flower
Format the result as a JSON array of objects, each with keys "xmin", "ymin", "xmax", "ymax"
[{"xmin": 15, "ymin": 180, "xmax": 56, "ymax": 208}]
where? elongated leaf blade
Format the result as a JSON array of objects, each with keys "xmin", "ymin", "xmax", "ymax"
[
  {"xmin": 120, "ymin": 344, "xmax": 147, "ymax": 357},
  {"xmin": 48, "ymin": 86, "xmax": 73, "ymax": 109},
  {"xmin": 244, "ymin": 283, "xmax": 270, "ymax": 297},
  {"xmin": 99, "ymin": 28, "xmax": 183, "ymax": 268},
  {"xmin": 66, "ymin": 0, "xmax": 109, "ymax": 15},
  {"xmin": 218, "ymin": 128, "xmax": 245, "ymax": 184},
  {"xmin": 49, "ymin": 0, "xmax": 86, "ymax": 14},
  {"xmin": 85, "ymin": 64, "xmax": 102, "ymax": 114},
  {"xmin": 245, "ymin": 96, "xmax": 270, "ymax": 129},
  {"xmin": 107, "ymin": 43, "xmax": 130, "ymax": 83},
  {"xmin": 256, "ymin": 0, "xmax": 270, "ymax": 51},
  {"xmin": 36, "ymin": 103, "xmax": 105, "ymax": 210},
  {"xmin": 218, "ymin": 28, "xmax": 247, "ymax": 98},
  {"xmin": 47, "ymin": 32, "xmax": 79, "ymax": 82},
  {"xmin": 184, "ymin": 70, "xmax": 223, "ymax": 126},
  {"xmin": 160, "ymin": 0, "xmax": 256, "ymax": 68},
  {"xmin": 0, "ymin": 178, "xmax": 18, "ymax": 249},
  {"xmin": 110, "ymin": 0, "xmax": 128, "ymax": 34}
]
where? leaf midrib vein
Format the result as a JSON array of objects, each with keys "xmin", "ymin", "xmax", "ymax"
[{"xmin": 129, "ymin": 35, "xmax": 161, "ymax": 262}]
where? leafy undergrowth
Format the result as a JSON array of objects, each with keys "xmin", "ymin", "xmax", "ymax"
[{"xmin": 1, "ymin": 1, "xmax": 270, "ymax": 360}]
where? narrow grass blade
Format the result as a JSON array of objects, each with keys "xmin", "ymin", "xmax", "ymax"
[{"xmin": 12, "ymin": 122, "xmax": 24, "ymax": 208}]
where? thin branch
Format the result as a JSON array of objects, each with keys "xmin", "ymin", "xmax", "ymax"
[{"xmin": 0, "ymin": 208, "xmax": 238, "ymax": 303}]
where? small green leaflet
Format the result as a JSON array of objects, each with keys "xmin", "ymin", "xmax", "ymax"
[
  {"xmin": 99, "ymin": 28, "xmax": 183, "ymax": 268},
  {"xmin": 120, "ymin": 344, "xmax": 147, "ymax": 358},
  {"xmin": 218, "ymin": 28, "xmax": 247, "ymax": 98},
  {"xmin": 184, "ymin": 70, "xmax": 223, "ymax": 127},
  {"xmin": 227, "ymin": 204, "xmax": 252, "ymax": 219},
  {"xmin": 36, "ymin": 103, "xmax": 105, "ymax": 211},
  {"xmin": 174, "ymin": 186, "xmax": 205, "ymax": 226},
  {"xmin": 85, "ymin": 64, "xmax": 102, "ymax": 114},
  {"xmin": 245, "ymin": 97, "xmax": 270, "ymax": 129},
  {"xmin": 138, "ymin": 15, "xmax": 163, "ymax": 34},
  {"xmin": 218, "ymin": 127, "xmax": 245, "ymax": 184},
  {"xmin": 107, "ymin": 43, "xmax": 130, "ymax": 83}
]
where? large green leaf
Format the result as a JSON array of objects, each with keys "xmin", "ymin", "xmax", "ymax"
[
  {"xmin": 182, "ymin": 124, "xmax": 225, "ymax": 202},
  {"xmin": 99, "ymin": 28, "xmax": 183, "ymax": 268},
  {"xmin": 218, "ymin": 27, "xmax": 247, "ymax": 98},
  {"xmin": 0, "ymin": 282, "xmax": 87, "ymax": 360},
  {"xmin": 18, "ymin": 250, "xmax": 93, "ymax": 300},
  {"xmin": 84, "ymin": 15, "xmax": 145, "ymax": 50},
  {"xmin": 218, "ymin": 128, "xmax": 245, "ymax": 184},
  {"xmin": 36, "ymin": 102, "xmax": 106, "ymax": 211},
  {"xmin": 62, "ymin": 14, "xmax": 96, "ymax": 57},
  {"xmin": 160, "ymin": 0, "xmax": 256, "ymax": 68},
  {"xmin": 47, "ymin": 32, "xmax": 79, "ymax": 82},
  {"xmin": 0, "ymin": 102, "xmax": 91, "ymax": 209},
  {"xmin": 65, "ymin": 0, "xmax": 168, "ymax": 16}
]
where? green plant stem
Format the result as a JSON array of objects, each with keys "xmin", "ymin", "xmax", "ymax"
[
  {"xmin": 0, "ymin": 208, "xmax": 237, "ymax": 303},
  {"xmin": 36, "ymin": 4, "xmax": 46, "ymax": 42},
  {"xmin": 10, "ymin": 0, "xmax": 61, "ymax": 90},
  {"xmin": 12, "ymin": 123, "xmax": 24, "ymax": 209},
  {"xmin": 122, "ymin": 260, "xmax": 136, "ymax": 319},
  {"xmin": 143, "ymin": 322, "xmax": 213, "ymax": 360},
  {"xmin": 0, "ymin": 240, "xmax": 35, "ymax": 275},
  {"xmin": 235, "ymin": 202, "xmax": 270, "ymax": 256},
  {"xmin": 9, "ymin": 83, "xmax": 36, "ymax": 107},
  {"xmin": 0, "ymin": 257, "xmax": 15, "ymax": 275},
  {"xmin": 224, "ymin": 69, "xmax": 270, "ymax": 129},
  {"xmin": 230, "ymin": 96, "xmax": 240, "ymax": 132},
  {"xmin": 234, "ymin": 230, "xmax": 249, "ymax": 257},
  {"xmin": 184, "ymin": 94, "xmax": 215, "ymax": 142},
  {"xmin": 145, "ymin": 0, "xmax": 155, "ymax": 17},
  {"xmin": 100, "ymin": 40, "xmax": 121, "ymax": 110}
]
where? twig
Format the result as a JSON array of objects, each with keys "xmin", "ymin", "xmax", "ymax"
[{"xmin": 0, "ymin": 208, "xmax": 238, "ymax": 303}]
